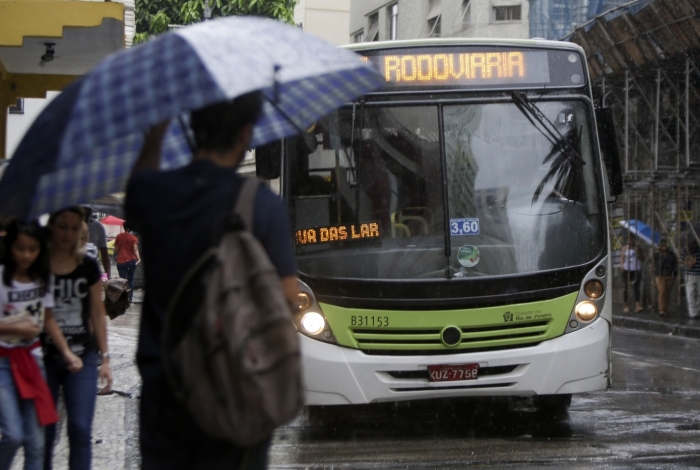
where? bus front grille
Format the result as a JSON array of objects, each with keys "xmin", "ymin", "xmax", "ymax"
[{"xmin": 351, "ymin": 320, "xmax": 550, "ymax": 354}]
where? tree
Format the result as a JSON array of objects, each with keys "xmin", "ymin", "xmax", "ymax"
[{"xmin": 134, "ymin": 0, "xmax": 298, "ymax": 44}]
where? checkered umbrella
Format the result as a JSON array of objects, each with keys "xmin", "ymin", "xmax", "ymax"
[{"xmin": 0, "ymin": 16, "xmax": 382, "ymax": 219}]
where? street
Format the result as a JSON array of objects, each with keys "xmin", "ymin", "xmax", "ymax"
[
  {"xmin": 269, "ymin": 327, "xmax": 700, "ymax": 469},
  {"xmin": 14, "ymin": 313, "xmax": 700, "ymax": 469}
]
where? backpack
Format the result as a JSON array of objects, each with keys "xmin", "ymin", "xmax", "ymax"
[{"xmin": 162, "ymin": 178, "xmax": 303, "ymax": 446}]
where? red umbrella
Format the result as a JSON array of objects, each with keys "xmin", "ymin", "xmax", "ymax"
[{"xmin": 100, "ymin": 215, "xmax": 124, "ymax": 226}]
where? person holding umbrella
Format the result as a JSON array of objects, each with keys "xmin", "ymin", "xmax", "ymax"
[
  {"xmin": 0, "ymin": 18, "xmax": 383, "ymax": 468},
  {"xmin": 125, "ymin": 92, "xmax": 298, "ymax": 469}
]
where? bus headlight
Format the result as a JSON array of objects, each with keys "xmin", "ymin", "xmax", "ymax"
[
  {"xmin": 584, "ymin": 280, "xmax": 604, "ymax": 299},
  {"xmin": 574, "ymin": 301, "xmax": 597, "ymax": 322},
  {"xmin": 296, "ymin": 292, "xmax": 311, "ymax": 311},
  {"xmin": 294, "ymin": 279, "xmax": 337, "ymax": 344},
  {"xmin": 301, "ymin": 312, "xmax": 325, "ymax": 335}
]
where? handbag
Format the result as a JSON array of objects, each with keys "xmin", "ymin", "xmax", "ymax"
[{"xmin": 103, "ymin": 278, "xmax": 131, "ymax": 320}]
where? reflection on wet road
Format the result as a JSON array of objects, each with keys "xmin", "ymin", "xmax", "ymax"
[{"xmin": 269, "ymin": 328, "xmax": 700, "ymax": 469}]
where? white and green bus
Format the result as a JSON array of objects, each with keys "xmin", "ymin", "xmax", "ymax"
[{"xmin": 256, "ymin": 38, "xmax": 623, "ymax": 412}]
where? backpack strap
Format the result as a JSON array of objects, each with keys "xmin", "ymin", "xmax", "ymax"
[{"xmin": 234, "ymin": 178, "xmax": 261, "ymax": 232}]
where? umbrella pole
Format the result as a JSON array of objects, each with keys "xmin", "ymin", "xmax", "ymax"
[
  {"xmin": 651, "ymin": 185, "xmax": 656, "ymax": 311},
  {"xmin": 678, "ymin": 183, "xmax": 682, "ymax": 314},
  {"xmin": 625, "ymin": 192, "xmax": 631, "ymax": 312}
]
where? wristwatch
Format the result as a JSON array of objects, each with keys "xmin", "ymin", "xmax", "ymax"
[{"xmin": 101, "ymin": 352, "xmax": 111, "ymax": 360}]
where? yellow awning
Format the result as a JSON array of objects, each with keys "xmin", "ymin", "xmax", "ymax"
[{"xmin": 0, "ymin": 0, "xmax": 126, "ymax": 158}]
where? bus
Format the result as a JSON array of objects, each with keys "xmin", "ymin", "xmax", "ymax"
[{"xmin": 256, "ymin": 38, "xmax": 623, "ymax": 412}]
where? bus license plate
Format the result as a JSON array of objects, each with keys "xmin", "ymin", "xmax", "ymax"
[{"xmin": 428, "ymin": 364, "xmax": 479, "ymax": 382}]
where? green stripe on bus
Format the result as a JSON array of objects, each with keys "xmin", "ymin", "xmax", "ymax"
[{"xmin": 319, "ymin": 292, "xmax": 577, "ymax": 350}]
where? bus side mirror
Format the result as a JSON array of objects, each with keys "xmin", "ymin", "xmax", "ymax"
[
  {"xmin": 595, "ymin": 108, "xmax": 624, "ymax": 197},
  {"xmin": 255, "ymin": 140, "xmax": 282, "ymax": 180}
]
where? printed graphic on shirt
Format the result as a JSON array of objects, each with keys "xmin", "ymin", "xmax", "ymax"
[
  {"xmin": 53, "ymin": 277, "xmax": 91, "ymax": 354},
  {"xmin": 3, "ymin": 287, "xmax": 46, "ymax": 321},
  {"xmin": 0, "ymin": 274, "xmax": 53, "ymax": 348},
  {"xmin": 54, "ymin": 278, "xmax": 88, "ymax": 335}
]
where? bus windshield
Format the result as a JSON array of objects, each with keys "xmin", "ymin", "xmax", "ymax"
[{"xmin": 289, "ymin": 99, "xmax": 604, "ymax": 280}]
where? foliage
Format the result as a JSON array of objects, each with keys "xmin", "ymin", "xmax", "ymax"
[{"xmin": 135, "ymin": 0, "xmax": 297, "ymax": 44}]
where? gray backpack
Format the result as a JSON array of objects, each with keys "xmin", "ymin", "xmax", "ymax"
[{"xmin": 163, "ymin": 178, "xmax": 303, "ymax": 446}]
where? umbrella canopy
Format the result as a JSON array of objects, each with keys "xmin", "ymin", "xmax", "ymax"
[
  {"xmin": 100, "ymin": 215, "xmax": 124, "ymax": 226},
  {"xmin": 0, "ymin": 16, "xmax": 383, "ymax": 220},
  {"xmin": 620, "ymin": 219, "xmax": 661, "ymax": 247}
]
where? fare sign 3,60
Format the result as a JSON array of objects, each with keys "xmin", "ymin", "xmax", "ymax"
[{"xmin": 427, "ymin": 364, "xmax": 480, "ymax": 382}]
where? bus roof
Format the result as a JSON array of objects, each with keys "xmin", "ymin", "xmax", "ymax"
[{"xmin": 344, "ymin": 38, "xmax": 584, "ymax": 55}]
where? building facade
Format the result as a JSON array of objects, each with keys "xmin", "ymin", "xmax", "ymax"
[
  {"xmin": 350, "ymin": 0, "xmax": 530, "ymax": 44},
  {"xmin": 1, "ymin": 0, "xmax": 134, "ymax": 158},
  {"xmin": 294, "ymin": 0, "xmax": 351, "ymax": 46},
  {"xmin": 529, "ymin": 0, "xmax": 629, "ymax": 40}
]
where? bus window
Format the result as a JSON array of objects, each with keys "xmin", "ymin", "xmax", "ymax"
[{"xmin": 290, "ymin": 106, "xmax": 448, "ymax": 279}]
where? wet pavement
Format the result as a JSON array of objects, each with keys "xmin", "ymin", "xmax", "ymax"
[
  {"xmin": 268, "ymin": 327, "xmax": 700, "ymax": 469},
  {"xmin": 11, "ymin": 298, "xmax": 700, "ymax": 469}
]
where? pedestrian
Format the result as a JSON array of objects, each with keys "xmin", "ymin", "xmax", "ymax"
[
  {"xmin": 620, "ymin": 234, "xmax": 644, "ymax": 313},
  {"xmin": 43, "ymin": 207, "xmax": 113, "ymax": 470},
  {"xmin": 0, "ymin": 221, "xmax": 81, "ymax": 470},
  {"xmin": 113, "ymin": 223, "xmax": 140, "ymax": 302},
  {"xmin": 654, "ymin": 237, "xmax": 677, "ymax": 317},
  {"xmin": 79, "ymin": 223, "xmax": 98, "ymax": 261},
  {"xmin": 683, "ymin": 238, "xmax": 700, "ymax": 319},
  {"xmin": 82, "ymin": 208, "xmax": 110, "ymax": 279},
  {"xmin": 125, "ymin": 92, "xmax": 299, "ymax": 469}
]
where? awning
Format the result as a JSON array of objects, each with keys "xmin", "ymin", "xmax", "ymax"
[
  {"xmin": 566, "ymin": 0, "xmax": 700, "ymax": 81},
  {"xmin": 1, "ymin": 0, "xmax": 127, "ymax": 158}
]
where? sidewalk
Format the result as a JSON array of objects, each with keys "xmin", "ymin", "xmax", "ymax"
[{"xmin": 613, "ymin": 302, "xmax": 700, "ymax": 339}]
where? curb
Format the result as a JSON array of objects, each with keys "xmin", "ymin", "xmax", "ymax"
[{"xmin": 613, "ymin": 314, "xmax": 700, "ymax": 339}]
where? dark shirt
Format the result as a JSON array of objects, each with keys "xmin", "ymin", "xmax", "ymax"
[
  {"xmin": 125, "ymin": 160, "xmax": 297, "ymax": 374},
  {"xmin": 45, "ymin": 256, "xmax": 100, "ymax": 356},
  {"xmin": 654, "ymin": 250, "xmax": 677, "ymax": 277}
]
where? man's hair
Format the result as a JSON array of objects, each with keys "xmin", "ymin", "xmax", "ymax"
[{"xmin": 190, "ymin": 91, "xmax": 264, "ymax": 152}]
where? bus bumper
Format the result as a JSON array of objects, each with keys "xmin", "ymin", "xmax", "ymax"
[{"xmin": 301, "ymin": 318, "xmax": 610, "ymax": 405}]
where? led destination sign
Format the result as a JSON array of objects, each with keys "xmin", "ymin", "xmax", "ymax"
[
  {"xmin": 296, "ymin": 222, "xmax": 380, "ymax": 246},
  {"xmin": 360, "ymin": 47, "xmax": 585, "ymax": 89}
]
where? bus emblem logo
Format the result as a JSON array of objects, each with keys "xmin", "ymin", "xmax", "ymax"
[{"xmin": 503, "ymin": 312, "xmax": 514, "ymax": 322}]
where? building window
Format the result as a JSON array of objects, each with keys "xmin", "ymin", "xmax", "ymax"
[
  {"xmin": 428, "ymin": 15, "xmax": 441, "ymax": 37},
  {"xmin": 388, "ymin": 4, "xmax": 398, "ymax": 40},
  {"xmin": 458, "ymin": 0, "xmax": 471, "ymax": 28},
  {"xmin": 368, "ymin": 12, "xmax": 379, "ymax": 41},
  {"xmin": 493, "ymin": 5, "xmax": 522, "ymax": 22},
  {"xmin": 353, "ymin": 30, "xmax": 364, "ymax": 43},
  {"xmin": 8, "ymin": 99, "xmax": 24, "ymax": 115}
]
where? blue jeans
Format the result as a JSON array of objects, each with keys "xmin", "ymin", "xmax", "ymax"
[
  {"xmin": 117, "ymin": 260, "xmax": 137, "ymax": 301},
  {"xmin": 43, "ymin": 351, "xmax": 98, "ymax": 470},
  {"xmin": 0, "ymin": 356, "xmax": 45, "ymax": 470}
]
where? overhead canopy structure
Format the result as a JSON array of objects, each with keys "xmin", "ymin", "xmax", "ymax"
[
  {"xmin": 567, "ymin": 0, "xmax": 700, "ymax": 309},
  {"xmin": 567, "ymin": 0, "xmax": 700, "ymax": 81},
  {"xmin": 1, "ymin": 0, "xmax": 130, "ymax": 158}
]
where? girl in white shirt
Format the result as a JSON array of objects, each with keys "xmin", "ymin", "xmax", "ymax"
[{"xmin": 0, "ymin": 221, "xmax": 81, "ymax": 470}]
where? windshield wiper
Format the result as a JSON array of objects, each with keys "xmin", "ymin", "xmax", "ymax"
[{"xmin": 510, "ymin": 92, "xmax": 585, "ymax": 166}]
